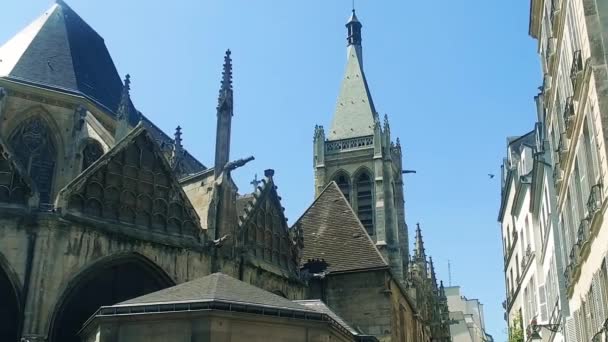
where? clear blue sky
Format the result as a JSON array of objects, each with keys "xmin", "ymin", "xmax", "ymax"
[{"xmin": 1, "ymin": 1, "xmax": 541, "ymax": 340}]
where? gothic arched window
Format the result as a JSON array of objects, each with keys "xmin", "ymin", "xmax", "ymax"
[
  {"xmin": 334, "ymin": 172, "xmax": 351, "ymax": 201},
  {"xmin": 82, "ymin": 140, "xmax": 104, "ymax": 171},
  {"xmin": 9, "ymin": 116, "xmax": 57, "ymax": 206},
  {"xmin": 356, "ymin": 172, "xmax": 374, "ymax": 235}
]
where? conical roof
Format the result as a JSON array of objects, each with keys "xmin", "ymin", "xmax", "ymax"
[
  {"xmin": 0, "ymin": 1, "xmax": 129, "ymax": 117},
  {"xmin": 329, "ymin": 15, "xmax": 376, "ymax": 141}
]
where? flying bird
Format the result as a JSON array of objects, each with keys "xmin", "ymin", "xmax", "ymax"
[{"xmin": 488, "ymin": 174, "xmax": 495, "ymax": 179}]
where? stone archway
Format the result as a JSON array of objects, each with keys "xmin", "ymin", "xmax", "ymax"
[
  {"xmin": 0, "ymin": 258, "xmax": 21, "ymax": 342},
  {"xmin": 48, "ymin": 254, "xmax": 174, "ymax": 342}
]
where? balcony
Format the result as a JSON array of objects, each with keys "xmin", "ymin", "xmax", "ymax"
[
  {"xmin": 553, "ymin": 164, "xmax": 564, "ymax": 188},
  {"xmin": 576, "ymin": 218, "xmax": 591, "ymax": 253},
  {"xmin": 564, "ymin": 97, "xmax": 576, "ymax": 137},
  {"xmin": 587, "ymin": 183, "xmax": 603, "ymax": 216},
  {"xmin": 558, "ymin": 133, "xmax": 570, "ymax": 162},
  {"xmin": 520, "ymin": 244, "xmax": 535, "ymax": 274},
  {"xmin": 570, "ymin": 50, "xmax": 584, "ymax": 89}
]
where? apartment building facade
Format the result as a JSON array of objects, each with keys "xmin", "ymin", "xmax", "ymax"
[{"xmin": 499, "ymin": 0, "xmax": 608, "ymax": 340}]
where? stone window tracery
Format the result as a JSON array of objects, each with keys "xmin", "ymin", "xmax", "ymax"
[{"xmin": 9, "ymin": 116, "xmax": 57, "ymax": 206}]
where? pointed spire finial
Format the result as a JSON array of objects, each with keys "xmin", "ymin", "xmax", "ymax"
[
  {"xmin": 346, "ymin": 7, "xmax": 362, "ymax": 46},
  {"xmin": 115, "ymin": 74, "xmax": 133, "ymax": 141},
  {"xmin": 170, "ymin": 125, "xmax": 184, "ymax": 170},
  {"xmin": 414, "ymin": 223, "xmax": 426, "ymax": 261},
  {"xmin": 174, "ymin": 126, "xmax": 183, "ymax": 149}
]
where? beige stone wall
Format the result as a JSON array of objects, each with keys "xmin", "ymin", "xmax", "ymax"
[
  {"xmin": 324, "ymin": 270, "xmax": 392, "ymax": 340},
  {"xmin": 85, "ymin": 312, "xmax": 353, "ymax": 342}
]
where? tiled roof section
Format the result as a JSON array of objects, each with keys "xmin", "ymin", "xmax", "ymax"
[
  {"xmin": 294, "ymin": 300, "xmax": 358, "ymax": 335},
  {"xmin": 294, "ymin": 182, "xmax": 387, "ymax": 273},
  {"xmin": 118, "ymin": 273, "xmax": 313, "ymax": 312},
  {"xmin": 329, "ymin": 45, "xmax": 377, "ymax": 140}
]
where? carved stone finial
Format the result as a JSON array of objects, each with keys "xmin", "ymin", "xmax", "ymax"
[
  {"xmin": 217, "ymin": 49, "xmax": 233, "ymax": 110},
  {"xmin": 115, "ymin": 74, "xmax": 133, "ymax": 141},
  {"xmin": 174, "ymin": 126, "xmax": 183, "ymax": 149},
  {"xmin": 264, "ymin": 169, "xmax": 275, "ymax": 178},
  {"xmin": 171, "ymin": 125, "xmax": 183, "ymax": 169}
]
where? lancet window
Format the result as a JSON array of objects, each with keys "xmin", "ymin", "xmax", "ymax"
[{"xmin": 9, "ymin": 116, "xmax": 57, "ymax": 206}]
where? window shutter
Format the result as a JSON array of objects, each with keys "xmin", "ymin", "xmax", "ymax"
[
  {"xmin": 574, "ymin": 310, "xmax": 582, "ymax": 342},
  {"xmin": 565, "ymin": 316, "xmax": 575, "ymax": 342},
  {"xmin": 539, "ymin": 284, "xmax": 548, "ymax": 321}
]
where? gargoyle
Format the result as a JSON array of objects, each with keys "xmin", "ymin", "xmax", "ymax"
[{"xmin": 223, "ymin": 155, "xmax": 254, "ymax": 173}]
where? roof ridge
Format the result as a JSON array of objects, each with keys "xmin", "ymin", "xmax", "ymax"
[{"xmin": 291, "ymin": 181, "xmax": 339, "ymax": 229}]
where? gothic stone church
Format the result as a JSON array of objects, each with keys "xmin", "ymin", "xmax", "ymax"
[{"xmin": 0, "ymin": 2, "xmax": 450, "ymax": 342}]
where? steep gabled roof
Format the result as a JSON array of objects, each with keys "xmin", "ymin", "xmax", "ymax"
[
  {"xmin": 118, "ymin": 273, "xmax": 312, "ymax": 312},
  {"xmin": 294, "ymin": 182, "xmax": 387, "ymax": 273},
  {"xmin": 57, "ymin": 123, "xmax": 202, "ymax": 239},
  {"xmin": 329, "ymin": 45, "xmax": 377, "ymax": 140}
]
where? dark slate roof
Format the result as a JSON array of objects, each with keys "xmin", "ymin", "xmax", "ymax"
[
  {"xmin": 294, "ymin": 300, "xmax": 358, "ymax": 335},
  {"xmin": 294, "ymin": 182, "xmax": 388, "ymax": 273},
  {"xmin": 118, "ymin": 273, "xmax": 314, "ymax": 312},
  {"xmin": 0, "ymin": 1, "xmax": 125, "ymax": 115},
  {"xmin": 0, "ymin": 1, "xmax": 207, "ymax": 175}
]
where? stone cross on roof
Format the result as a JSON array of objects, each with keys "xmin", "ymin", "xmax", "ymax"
[{"xmin": 250, "ymin": 174, "xmax": 261, "ymax": 190}]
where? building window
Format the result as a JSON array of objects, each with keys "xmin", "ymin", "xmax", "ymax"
[
  {"xmin": 356, "ymin": 172, "xmax": 374, "ymax": 235},
  {"xmin": 9, "ymin": 116, "xmax": 57, "ymax": 206},
  {"xmin": 82, "ymin": 140, "xmax": 104, "ymax": 171},
  {"xmin": 334, "ymin": 172, "xmax": 351, "ymax": 201}
]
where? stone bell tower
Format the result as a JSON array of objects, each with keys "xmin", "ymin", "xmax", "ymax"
[{"xmin": 312, "ymin": 9, "xmax": 409, "ymax": 281}]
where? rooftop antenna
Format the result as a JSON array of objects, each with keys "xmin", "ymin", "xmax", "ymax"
[{"xmin": 448, "ymin": 260, "xmax": 452, "ymax": 286}]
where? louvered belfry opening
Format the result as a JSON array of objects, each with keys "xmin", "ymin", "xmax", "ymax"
[
  {"xmin": 335, "ymin": 173, "xmax": 351, "ymax": 201},
  {"xmin": 356, "ymin": 172, "xmax": 374, "ymax": 235}
]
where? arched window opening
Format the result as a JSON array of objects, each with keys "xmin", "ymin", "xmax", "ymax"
[
  {"xmin": 0, "ymin": 263, "xmax": 20, "ymax": 341},
  {"xmin": 334, "ymin": 173, "xmax": 350, "ymax": 201},
  {"xmin": 9, "ymin": 116, "xmax": 57, "ymax": 206},
  {"xmin": 49, "ymin": 257, "xmax": 173, "ymax": 342},
  {"xmin": 82, "ymin": 140, "xmax": 104, "ymax": 171},
  {"xmin": 356, "ymin": 172, "xmax": 374, "ymax": 235}
]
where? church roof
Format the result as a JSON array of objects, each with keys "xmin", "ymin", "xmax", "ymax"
[
  {"xmin": 294, "ymin": 300, "xmax": 358, "ymax": 335},
  {"xmin": 0, "ymin": 1, "xmax": 207, "ymax": 176},
  {"xmin": 294, "ymin": 182, "xmax": 388, "ymax": 273},
  {"xmin": 329, "ymin": 22, "xmax": 376, "ymax": 140},
  {"xmin": 0, "ymin": 1, "xmax": 125, "ymax": 115},
  {"xmin": 118, "ymin": 273, "xmax": 312, "ymax": 312}
]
